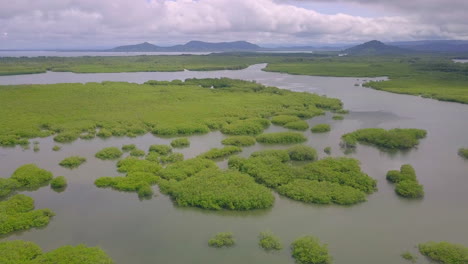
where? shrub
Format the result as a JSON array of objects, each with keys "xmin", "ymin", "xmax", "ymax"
[
  {"xmin": 332, "ymin": 115, "xmax": 344, "ymax": 120},
  {"xmin": 458, "ymin": 148, "xmax": 468, "ymax": 159},
  {"xmin": 401, "ymin": 251, "xmax": 417, "ymax": 263},
  {"xmin": 277, "ymin": 179, "xmax": 366, "ymax": 205},
  {"xmin": 11, "ymin": 164, "xmax": 53, "ymax": 189},
  {"xmin": 130, "ymin": 148, "xmax": 145, "ymax": 157},
  {"xmin": 395, "ymin": 180, "xmax": 424, "ymax": 198},
  {"xmin": 386, "ymin": 170, "xmax": 402, "ymax": 183},
  {"xmin": 137, "ymin": 183, "xmax": 153, "ymax": 198},
  {"xmin": 30, "ymin": 244, "xmax": 114, "ymax": 264},
  {"xmin": 251, "ymin": 149, "xmax": 290, "ymax": 162},
  {"xmin": 59, "ymin": 156, "xmax": 86, "ymax": 169},
  {"xmin": 53, "ymin": 131, "xmax": 80, "ymax": 143},
  {"xmin": 50, "ymin": 176, "xmax": 67, "ymax": 189},
  {"xmin": 158, "ymin": 158, "xmax": 217, "ymax": 181},
  {"xmin": 148, "ymin": 144, "xmax": 172, "ymax": 155},
  {"xmin": 122, "ymin": 144, "xmax": 136, "ymax": 152},
  {"xmin": 324, "ymin": 147, "xmax": 331, "ymax": 155},
  {"xmin": 145, "ymin": 152, "xmax": 160, "ymax": 162},
  {"xmin": 418, "ymin": 241, "xmax": 468, "ymax": 264},
  {"xmin": 291, "ymin": 236, "xmax": 332, "ymax": 264},
  {"xmin": 95, "ymin": 147, "xmax": 123, "ymax": 160},
  {"xmin": 311, "ymin": 124, "xmax": 331, "ymax": 133},
  {"xmin": 0, "ymin": 178, "xmax": 20, "ymax": 197},
  {"xmin": 256, "ymin": 132, "xmax": 307, "ymax": 144},
  {"xmin": 288, "ymin": 145, "xmax": 318, "ymax": 161},
  {"xmin": 259, "ymin": 231, "xmax": 282, "ymax": 251},
  {"xmin": 116, "ymin": 157, "xmax": 161, "ymax": 174},
  {"xmin": 208, "ymin": 232, "xmax": 235, "ymax": 248},
  {"xmin": 96, "ymin": 128, "xmax": 112, "ymax": 138},
  {"xmin": 221, "ymin": 119, "xmax": 270, "ymax": 135},
  {"xmin": 0, "ymin": 240, "xmax": 42, "ymax": 263},
  {"xmin": 159, "ymin": 168, "xmax": 274, "ymax": 210},
  {"xmin": 341, "ymin": 128, "xmax": 427, "ymax": 149},
  {"xmin": 171, "ymin": 138, "xmax": 190, "ymax": 148},
  {"xmin": 198, "ymin": 146, "xmax": 242, "ymax": 160},
  {"xmin": 271, "ymin": 115, "xmax": 301, "ymax": 125},
  {"xmin": 52, "ymin": 145, "xmax": 61, "ymax": 151},
  {"xmin": 221, "ymin": 136, "xmax": 256, "ymax": 146},
  {"xmin": 160, "ymin": 153, "xmax": 184, "ymax": 164},
  {"xmin": 95, "ymin": 172, "xmax": 159, "ymax": 194},
  {"xmin": 284, "ymin": 120, "xmax": 309, "ymax": 131}
]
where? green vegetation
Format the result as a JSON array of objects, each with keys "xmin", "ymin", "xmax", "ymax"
[
  {"xmin": 59, "ymin": 156, "xmax": 86, "ymax": 169},
  {"xmin": 418, "ymin": 241, "xmax": 468, "ymax": 264},
  {"xmin": 198, "ymin": 146, "xmax": 242, "ymax": 160},
  {"xmin": 158, "ymin": 158, "xmax": 217, "ymax": 181},
  {"xmin": 159, "ymin": 153, "xmax": 184, "ymax": 164},
  {"xmin": 341, "ymin": 128, "xmax": 427, "ymax": 150},
  {"xmin": 129, "ymin": 148, "xmax": 145, "ymax": 157},
  {"xmin": 332, "ymin": 115, "xmax": 344, "ymax": 120},
  {"xmin": 458, "ymin": 148, "xmax": 468, "ymax": 159},
  {"xmin": 0, "ymin": 79, "xmax": 342, "ymax": 146},
  {"xmin": 208, "ymin": 232, "xmax": 235, "ymax": 248},
  {"xmin": 171, "ymin": 138, "xmax": 190, "ymax": 148},
  {"xmin": 401, "ymin": 251, "xmax": 417, "ymax": 263},
  {"xmin": 284, "ymin": 120, "xmax": 309, "ymax": 131},
  {"xmin": 271, "ymin": 115, "xmax": 301, "ymax": 125},
  {"xmin": 311, "ymin": 124, "xmax": 331, "ymax": 133},
  {"xmin": 324, "ymin": 147, "xmax": 331, "ymax": 155},
  {"xmin": 287, "ymin": 145, "xmax": 318, "ymax": 161},
  {"xmin": 0, "ymin": 240, "xmax": 114, "ymax": 264},
  {"xmin": 159, "ymin": 168, "xmax": 274, "ymax": 210},
  {"xmin": 11, "ymin": 164, "xmax": 53, "ymax": 189},
  {"xmin": 291, "ymin": 236, "xmax": 332, "ymax": 264},
  {"xmin": 259, "ymin": 231, "xmax": 282, "ymax": 251},
  {"xmin": 0, "ymin": 194, "xmax": 54, "ymax": 236},
  {"xmin": 256, "ymin": 132, "xmax": 307, "ymax": 144},
  {"xmin": 386, "ymin": 164, "xmax": 424, "ymax": 198},
  {"xmin": 33, "ymin": 145, "xmax": 40, "ymax": 152},
  {"xmin": 122, "ymin": 144, "xmax": 136, "ymax": 152},
  {"xmin": 117, "ymin": 157, "xmax": 162, "ymax": 174},
  {"xmin": 95, "ymin": 147, "xmax": 123, "ymax": 160},
  {"xmin": 52, "ymin": 145, "xmax": 61, "ymax": 151},
  {"xmin": 0, "ymin": 178, "xmax": 20, "ymax": 197},
  {"xmin": 149, "ymin": 145, "xmax": 172, "ymax": 155},
  {"xmin": 50, "ymin": 176, "xmax": 67, "ymax": 189},
  {"xmin": 250, "ymin": 149, "xmax": 291, "ymax": 162},
  {"xmin": 221, "ymin": 136, "xmax": 256, "ymax": 146}
]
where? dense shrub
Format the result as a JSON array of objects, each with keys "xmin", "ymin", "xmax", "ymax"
[
  {"xmin": 59, "ymin": 156, "xmax": 86, "ymax": 169},
  {"xmin": 221, "ymin": 136, "xmax": 256, "ymax": 146},
  {"xmin": 95, "ymin": 172, "xmax": 159, "ymax": 193},
  {"xmin": 291, "ymin": 236, "xmax": 332, "ymax": 264},
  {"xmin": 458, "ymin": 148, "xmax": 468, "ymax": 159},
  {"xmin": 11, "ymin": 164, "xmax": 53, "ymax": 189},
  {"xmin": 284, "ymin": 120, "xmax": 309, "ymax": 131},
  {"xmin": 288, "ymin": 145, "xmax": 318, "ymax": 161},
  {"xmin": 311, "ymin": 124, "xmax": 331, "ymax": 133},
  {"xmin": 122, "ymin": 144, "xmax": 136, "ymax": 152},
  {"xmin": 152, "ymin": 123, "xmax": 210, "ymax": 136},
  {"xmin": 97, "ymin": 129, "xmax": 112, "ymax": 138},
  {"xmin": 250, "ymin": 149, "xmax": 291, "ymax": 162},
  {"xmin": 386, "ymin": 164, "xmax": 417, "ymax": 183},
  {"xmin": 0, "ymin": 240, "xmax": 42, "ymax": 263},
  {"xmin": 301, "ymin": 157, "xmax": 377, "ymax": 193},
  {"xmin": 221, "ymin": 119, "xmax": 270, "ymax": 135},
  {"xmin": 160, "ymin": 153, "xmax": 184, "ymax": 164},
  {"xmin": 50, "ymin": 176, "xmax": 67, "ymax": 189},
  {"xmin": 332, "ymin": 115, "xmax": 344, "ymax": 120},
  {"xmin": 30, "ymin": 244, "xmax": 114, "ymax": 264},
  {"xmin": 52, "ymin": 145, "xmax": 61, "ymax": 151},
  {"xmin": 401, "ymin": 251, "xmax": 417, "ymax": 263},
  {"xmin": 137, "ymin": 183, "xmax": 154, "ymax": 198},
  {"xmin": 256, "ymin": 132, "xmax": 307, "ymax": 144},
  {"xmin": 148, "ymin": 144, "xmax": 172, "ymax": 155},
  {"xmin": 277, "ymin": 179, "xmax": 366, "ymax": 205},
  {"xmin": 0, "ymin": 178, "xmax": 20, "ymax": 197},
  {"xmin": 418, "ymin": 241, "xmax": 468, "ymax": 264},
  {"xmin": 116, "ymin": 157, "xmax": 161, "ymax": 174},
  {"xmin": 171, "ymin": 138, "xmax": 190, "ymax": 148},
  {"xmin": 271, "ymin": 115, "xmax": 301, "ymax": 125},
  {"xmin": 53, "ymin": 131, "xmax": 80, "ymax": 143},
  {"xmin": 95, "ymin": 147, "xmax": 123, "ymax": 160},
  {"xmin": 395, "ymin": 180, "xmax": 424, "ymax": 198},
  {"xmin": 259, "ymin": 231, "xmax": 282, "ymax": 251},
  {"xmin": 341, "ymin": 128, "xmax": 427, "ymax": 149},
  {"xmin": 198, "ymin": 146, "xmax": 242, "ymax": 160},
  {"xmin": 158, "ymin": 158, "xmax": 217, "ymax": 181},
  {"xmin": 159, "ymin": 168, "xmax": 274, "ymax": 210},
  {"xmin": 0, "ymin": 194, "xmax": 55, "ymax": 236},
  {"xmin": 129, "ymin": 148, "xmax": 145, "ymax": 157},
  {"xmin": 208, "ymin": 232, "xmax": 235, "ymax": 248},
  {"xmin": 145, "ymin": 152, "xmax": 160, "ymax": 162}
]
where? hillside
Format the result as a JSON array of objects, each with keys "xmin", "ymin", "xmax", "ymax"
[
  {"xmin": 109, "ymin": 41, "xmax": 261, "ymax": 52},
  {"xmin": 344, "ymin": 40, "xmax": 412, "ymax": 56}
]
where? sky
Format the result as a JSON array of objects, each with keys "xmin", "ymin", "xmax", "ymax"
[{"xmin": 0, "ymin": 0, "xmax": 467, "ymax": 49}]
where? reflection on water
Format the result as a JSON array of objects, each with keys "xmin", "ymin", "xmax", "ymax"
[{"xmin": 0, "ymin": 65, "xmax": 467, "ymax": 264}]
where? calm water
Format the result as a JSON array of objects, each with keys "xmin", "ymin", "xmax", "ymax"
[{"xmin": 0, "ymin": 65, "xmax": 467, "ymax": 264}]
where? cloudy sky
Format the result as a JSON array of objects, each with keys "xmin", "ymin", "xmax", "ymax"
[{"xmin": 0, "ymin": 0, "xmax": 467, "ymax": 49}]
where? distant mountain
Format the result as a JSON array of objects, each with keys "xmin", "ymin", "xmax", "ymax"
[
  {"xmin": 344, "ymin": 40, "xmax": 411, "ymax": 56},
  {"xmin": 108, "ymin": 41, "xmax": 261, "ymax": 52},
  {"xmin": 388, "ymin": 40, "xmax": 468, "ymax": 53}
]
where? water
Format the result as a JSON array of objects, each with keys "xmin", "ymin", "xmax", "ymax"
[
  {"xmin": 0, "ymin": 65, "xmax": 467, "ymax": 264},
  {"xmin": 453, "ymin": 59, "xmax": 468, "ymax": 63},
  {"xmin": 0, "ymin": 51, "xmax": 212, "ymax": 57}
]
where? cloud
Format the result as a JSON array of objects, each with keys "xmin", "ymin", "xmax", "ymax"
[{"xmin": 0, "ymin": 0, "xmax": 466, "ymax": 49}]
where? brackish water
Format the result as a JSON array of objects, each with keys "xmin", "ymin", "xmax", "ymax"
[{"xmin": 0, "ymin": 64, "xmax": 467, "ymax": 264}]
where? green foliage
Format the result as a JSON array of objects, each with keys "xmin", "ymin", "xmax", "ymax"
[
  {"xmin": 170, "ymin": 138, "xmax": 190, "ymax": 148},
  {"xmin": 159, "ymin": 153, "xmax": 184, "ymax": 164},
  {"xmin": 396, "ymin": 180, "xmax": 424, "ymax": 198},
  {"xmin": 116, "ymin": 157, "xmax": 162, "ymax": 174},
  {"xmin": 256, "ymin": 132, "xmax": 307, "ymax": 144},
  {"xmin": 418, "ymin": 241, "xmax": 468, "ymax": 264},
  {"xmin": 0, "ymin": 240, "xmax": 42, "ymax": 264},
  {"xmin": 277, "ymin": 179, "xmax": 366, "ymax": 205},
  {"xmin": 332, "ymin": 115, "xmax": 344, "ymax": 120},
  {"xmin": 0, "ymin": 194, "xmax": 54, "ymax": 236},
  {"xmin": 458, "ymin": 148, "xmax": 468, "ymax": 159},
  {"xmin": 291, "ymin": 236, "xmax": 332, "ymax": 264},
  {"xmin": 401, "ymin": 251, "xmax": 417, "ymax": 263},
  {"xmin": 0, "ymin": 178, "xmax": 20, "ymax": 197},
  {"xmin": 11, "ymin": 164, "xmax": 53, "ymax": 189},
  {"xmin": 53, "ymin": 131, "xmax": 80, "ymax": 143},
  {"xmin": 159, "ymin": 168, "xmax": 274, "ymax": 210},
  {"xmin": 148, "ymin": 144, "xmax": 172, "ymax": 155},
  {"xmin": 198, "ymin": 146, "xmax": 242, "ymax": 160},
  {"xmin": 386, "ymin": 164, "xmax": 417, "ymax": 183},
  {"xmin": 95, "ymin": 172, "xmax": 159, "ymax": 193},
  {"xmin": 311, "ymin": 124, "xmax": 331, "ymax": 133},
  {"xmin": 129, "ymin": 148, "xmax": 145, "ymax": 157},
  {"xmin": 158, "ymin": 158, "xmax": 217, "ymax": 181},
  {"xmin": 221, "ymin": 136, "xmax": 256, "ymax": 146},
  {"xmin": 271, "ymin": 115, "xmax": 301, "ymax": 125},
  {"xmin": 137, "ymin": 184, "xmax": 154, "ymax": 198},
  {"xmin": 97, "ymin": 129, "xmax": 112, "ymax": 138},
  {"xmin": 95, "ymin": 147, "xmax": 123, "ymax": 160},
  {"xmin": 145, "ymin": 152, "xmax": 160, "ymax": 162},
  {"xmin": 50, "ymin": 176, "xmax": 67, "ymax": 189},
  {"xmin": 208, "ymin": 232, "xmax": 235, "ymax": 248},
  {"xmin": 301, "ymin": 157, "xmax": 377, "ymax": 194},
  {"xmin": 324, "ymin": 147, "xmax": 331, "ymax": 155},
  {"xmin": 341, "ymin": 128, "xmax": 427, "ymax": 149},
  {"xmin": 52, "ymin": 145, "xmax": 61, "ymax": 151},
  {"xmin": 251, "ymin": 149, "xmax": 291, "ymax": 162},
  {"xmin": 284, "ymin": 120, "xmax": 309, "ymax": 131},
  {"xmin": 258, "ymin": 231, "xmax": 282, "ymax": 251},
  {"xmin": 59, "ymin": 156, "xmax": 86, "ymax": 169},
  {"xmin": 121, "ymin": 144, "xmax": 136, "ymax": 152},
  {"xmin": 221, "ymin": 119, "xmax": 270, "ymax": 135},
  {"xmin": 288, "ymin": 145, "xmax": 318, "ymax": 161}
]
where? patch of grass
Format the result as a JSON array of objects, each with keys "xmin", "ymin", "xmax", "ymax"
[
  {"xmin": 129, "ymin": 148, "xmax": 145, "ymax": 157},
  {"xmin": 284, "ymin": 120, "xmax": 309, "ymax": 131},
  {"xmin": 0, "ymin": 240, "xmax": 42, "ymax": 263},
  {"xmin": 458, "ymin": 148, "xmax": 468, "ymax": 159},
  {"xmin": 418, "ymin": 241, "xmax": 468, "ymax": 264},
  {"xmin": 159, "ymin": 153, "xmax": 184, "ymax": 164},
  {"xmin": 291, "ymin": 236, "xmax": 332, "ymax": 264},
  {"xmin": 95, "ymin": 172, "xmax": 159, "ymax": 194},
  {"xmin": 148, "ymin": 145, "xmax": 172, "ymax": 155},
  {"xmin": 401, "ymin": 251, "xmax": 417, "ymax": 263},
  {"xmin": 59, "ymin": 156, "xmax": 86, "ymax": 169},
  {"xmin": 116, "ymin": 157, "xmax": 162, "ymax": 174},
  {"xmin": 221, "ymin": 136, "xmax": 256, "ymax": 146},
  {"xmin": 332, "ymin": 115, "xmax": 344, "ymax": 120},
  {"xmin": 159, "ymin": 168, "xmax": 274, "ymax": 210},
  {"xmin": 95, "ymin": 147, "xmax": 123, "ymax": 160},
  {"xmin": 170, "ymin": 138, "xmax": 190, "ymax": 148},
  {"xmin": 250, "ymin": 149, "xmax": 291, "ymax": 162},
  {"xmin": 208, "ymin": 232, "xmax": 235, "ymax": 248},
  {"xmin": 311, "ymin": 124, "xmax": 331, "ymax": 133},
  {"xmin": 11, "ymin": 164, "xmax": 53, "ymax": 189},
  {"xmin": 158, "ymin": 158, "xmax": 217, "ymax": 181},
  {"xmin": 52, "ymin": 145, "xmax": 61, "ymax": 151},
  {"xmin": 122, "ymin": 144, "xmax": 136, "ymax": 152},
  {"xmin": 0, "ymin": 178, "xmax": 20, "ymax": 197},
  {"xmin": 221, "ymin": 118, "xmax": 270, "ymax": 135},
  {"xmin": 271, "ymin": 115, "xmax": 301, "ymax": 125},
  {"xmin": 198, "ymin": 146, "xmax": 242, "ymax": 160},
  {"xmin": 341, "ymin": 128, "xmax": 427, "ymax": 150},
  {"xmin": 256, "ymin": 132, "xmax": 307, "ymax": 144},
  {"xmin": 259, "ymin": 231, "xmax": 282, "ymax": 251},
  {"xmin": 386, "ymin": 164, "xmax": 424, "ymax": 198},
  {"xmin": 287, "ymin": 145, "xmax": 318, "ymax": 161},
  {"xmin": 50, "ymin": 176, "xmax": 67, "ymax": 189}
]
